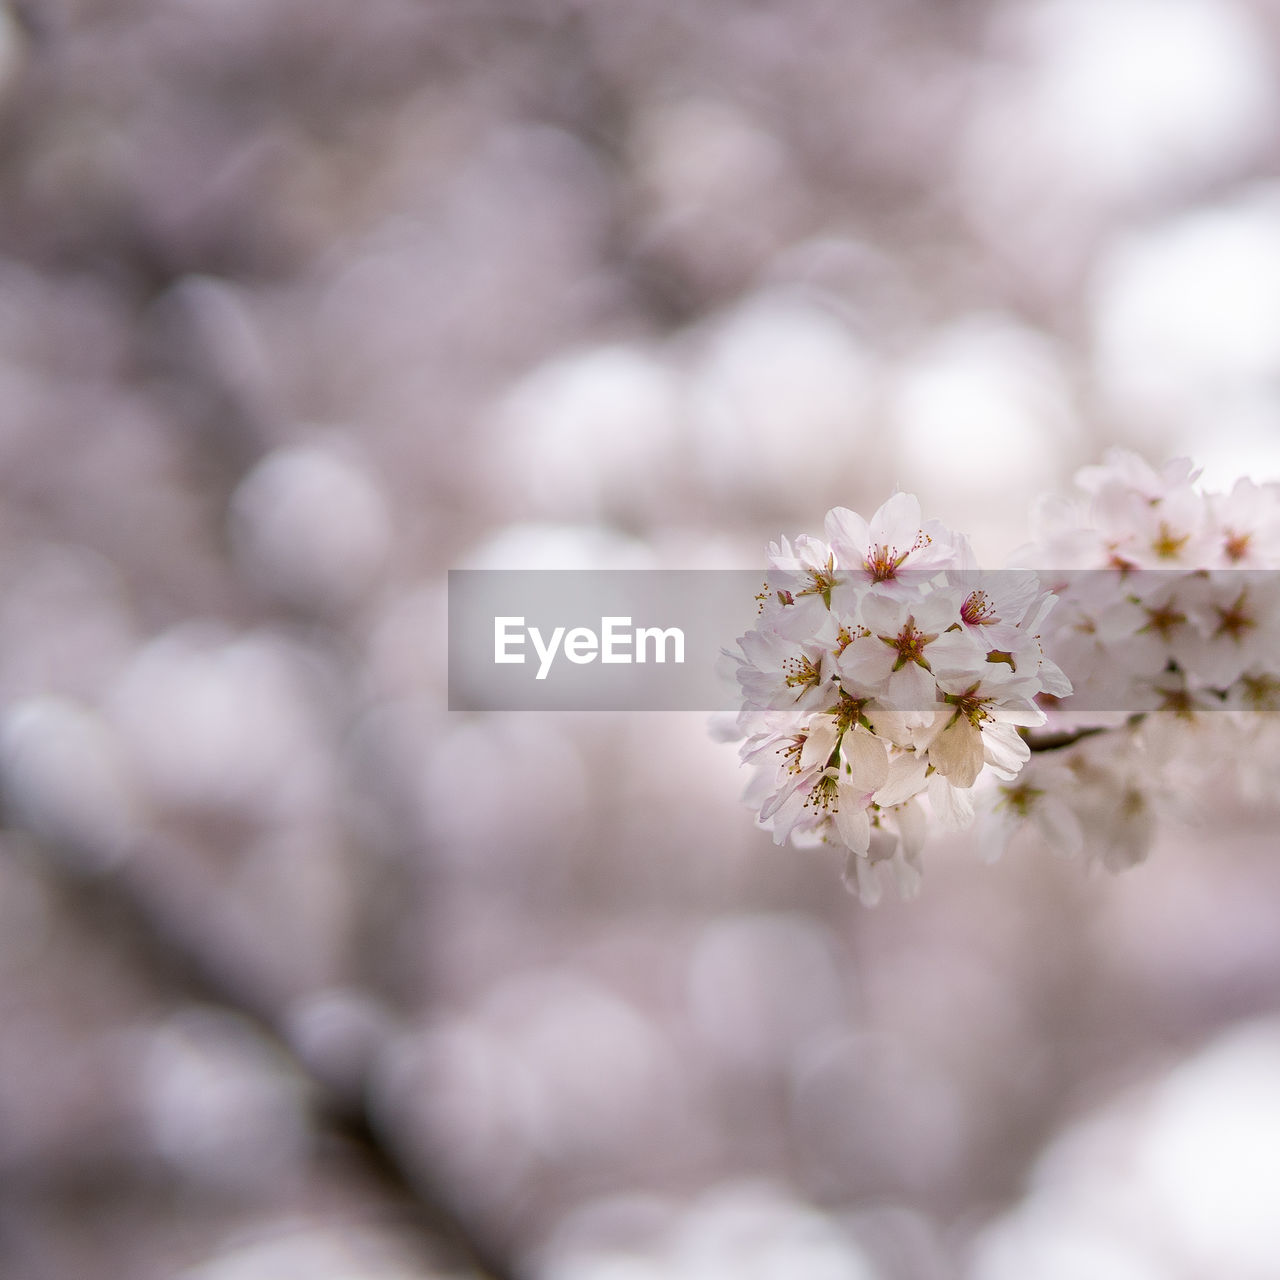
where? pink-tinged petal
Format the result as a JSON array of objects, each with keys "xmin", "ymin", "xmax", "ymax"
[
  {"xmin": 741, "ymin": 732, "xmax": 788, "ymax": 766},
  {"xmin": 909, "ymin": 707, "xmax": 952, "ymax": 752},
  {"xmin": 799, "ymin": 718, "xmax": 840, "ymax": 771},
  {"xmin": 916, "ymin": 518, "xmax": 968, "ymax": 565},
  {"xmin": 834, "ymin": 797, "xmax": 871, "ymax": 854},
  {"xmin": 768, "ymin": 596, "xmax": 833, "ymax": 640},
  {"xmin": 990, "ymin": 698, "xmax": 1045, "ymax": 729},
  {"xmin": 887, "ymin": 660, "xmax": 936, "ymax": 711},
  {"xmin": 869, "ymin": 491, "xmax": 922, "ymax": 547},
  {"xmin": 824, "ymin": 506, "xmax": 871, "ymax": 562},
  {"xmin": 1036, "ymin": 657, "xmax": 1073, "ymax": 698},
  {"xmin": 765, "ymin": 535, "xmax": 796, "ymax": 568},
  {"xmin": 737, "ymin": 627, "xmax": 786, "ymax": 669},
  {"xmin": 928, "ymin": 715, "xmax": 984, "ymax": 788},
  {"xmin": 933, "ymin": 669, "xmax": 991, "ymax": 699},
  {"xmin": 1036, "ymin": 795, "xmax": 1084, "ymax": 859},
  {"xmin": 982, "ymin": 722, "xmax": 1030, "ymax": 778},
  {"xmin": 835, "ymin": 638, "xmax": 896, "ymax": 691},
  {"xmin": 866, "ymin": 826, "xmax": 898, "ymax": 865},
  {"xmin": 927, "ymin": 773, "xmax": 976, "ymax": 830},
  {"xmin": 842, "ymin": 726, "xmax": 890, "ymax": 792},
  {"xmin": 888, "ymin": 846, "xmax": 923, "ymax": 898},
  {"xmin": 873, "ymin": 753, "xmax": 928, "ymax": 807},
  {"xmin": 924, "ymin": 630, "xmax": 985, "ymax": 677},
  {"xmin": 842, "ymin": 850, "xmax": 882, "ymax": 906},
  {"xmin": 766, "ymin": 782, "xmax": 819, "ymax": 842},
  {"xmin": 759, "ymin": 767, "xmax": 816, "ymax": 821},
  {"xmin": 912, "ymin": 592, "xmax": 963, "ymax": 633},
  {"xmin": 977, "ymin": 810, "xmax": 1012, "ymax": 864},
  {"xmin": 792, "ymin": 534, "xmax": 833, "ymax": 570},
  {"xmin": 859, "ymin": 593, "xmax": 905, "ymax": 636},
  {"xmin": 789, "ymin": 824, "xmax": 827, "ymax": 850},
  {"xmin": 893, "ymin": 798, "xmax": 928, "ymax": 859},
  {"xmin": 863, "ymin": 703, "xmax": 912, "ymax": 747}
]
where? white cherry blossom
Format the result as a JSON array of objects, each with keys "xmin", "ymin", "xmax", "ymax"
[
  {"xmin": 727, "ymin": 491, "xmax": 1068, "ymax": 902},
  {"xmin": 824, "ymin": 492, "xmax": 967, "ymax": 596},
  {"xmin": 727, "ymin": 453, "xmax": 1280, "ymax": 899}
]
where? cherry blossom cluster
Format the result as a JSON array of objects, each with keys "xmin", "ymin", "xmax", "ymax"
[
  {"xmin": 729, "ymin": 453, "xmax": 1280, "ymax": 901},
  {"xmin": 995, "ymin": 450, "xmax": 1280, "ymax": 871},
  {"xmin": 726, "ymin": 493, "xmax": 1069, "ymax": 905},
  {"xmin": 1026, "ymin": 450, "xmax": 1280, "ymax": 716}
]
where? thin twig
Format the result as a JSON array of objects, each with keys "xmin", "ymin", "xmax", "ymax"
[
  {"xmin": 1025, "ymin": 713, "xmax": 1147, "ymax": 754},
  {"xmin": 1024, "ymin": 725, "xmax": 1111, "ymax": 753}
]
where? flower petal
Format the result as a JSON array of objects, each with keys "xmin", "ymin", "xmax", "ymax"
[
  {"xmin": 841, "ymin": 726, "xmax": 890, "ymax": 792},
  {"xmin": 928, "ymin": 715, "xmax": 984, "ymax": 788},
  {"xmin": 824, "ymin": 507, "xmax": 871, "ymax": 564},
  {"xmin": 799, "ymin": 717, "xmax": 840, "ymax": 771},
  {"xmin": 869, "ymin": 491, "xmax": 922, "ymax": 547},
  {"xmin": 928, "ymin": 772, "xmax": 976, "ymax": 830},
  {"xmin": 842, "ymin": 849, "xmax": 883, "ymax": 906},
  {"xmin": 887, "ymin": 660, "xmax": 936, "ymax": 711},
  {"xmin": 833, "ymin": 793, "xmax": 871, "ymax": 853},
  {"xmin": 873, "ymin": 753, "xmax": 928, "ymax": 807}
]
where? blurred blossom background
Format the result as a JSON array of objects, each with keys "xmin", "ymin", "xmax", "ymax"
[{"xmin": 4, "ymin": 0, "xmax": 1280, "ymax": 1276}]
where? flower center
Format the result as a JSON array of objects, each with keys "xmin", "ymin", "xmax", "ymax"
[
  {"xmin": 1107, "ymin": 547, "xmax": 1137, "ymax": 575},
  {"xmin": 1214, "ymin": 591, "xmax": 1255, "ymax": 643},
  {"xmin": 997, "ymin": 781, "xmax": 1043, "ymax": 817},
  {"xmin": 782, "ymin": 652, "xmax": 823, "ymax": 692},
  {"xmin": 1156, "ymin": 686, "xmax": 1195, "ymax": 719},
  {"xmin": 1151, "ymin": 521, "xmax": 1190, "ymax": 560},
  {"xmin": 827, "ymin": 689, "xmax": 869, "ymax": 734},
  {"xmin": 1241, "ymin": 672, "xmax": 1280, "ymax": 709},
  {"xmin": 864, "ymin": 543, "xmax": 904, "ymax": 582},
  {"xmin": 944, "ymin": 683, "xmax": 992, "ymax": 727},
  {"xmin": 796, "ymin": 555, "xmax": 839, "ymax": 607},
  {"xmin": 804, "ymin": 772, "xmax": 840, "ymax": 814},
  {"xmin": 755, "ymin": 581, "xmax": 794, "ymax": 612},
  {"xmin": 1139, "ymin": 601, "xmax": 1186, "ymax": 641},
  {"xmin": 1224, "ymin": 530, "xmax": 1251, "ymax": 562},
  {"xmin": 863, "ymin": 530, "xmax": 931, "ymax": 582},
  {"xmin": 961, "ymin": 589, "xmax": 995, "ymax": 626},
  {"xmin": 777, "ymin": 735, "xmax": 806, "ymax": 775},
  {"xmin": 880, "ymin": 617, "xmax": 937, "ymax": 670}
]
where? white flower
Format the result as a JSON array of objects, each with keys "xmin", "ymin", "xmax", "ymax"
[
  {"xmin": 727, "ymin": 490, "xmax": 1068, "ymax": 902},
  {"xmin": 946, "ymin": 568, "xmax": 1043, "ymax": 648},
  {"xmin": 1178, "ymin": 574, "xmax": 1277, "ymax": 688},
  {"xmin": 757, "ymin": 534, "xmax": 842, "ymax": 635},
  {"xmin": 766, "ymin": 759, "xmax": 875, "ymax": 853},
  {"xmin": 724, "ymin": 454, "xmax": 1280, "ymax": 901},
  {"xmin": 976, "ymin": 764, "xmax": 1084, "ymax": 863},
  {"xmin": 732, "ymin": 626, "xmax": 835, "ymax": 721},
  {"xmin": 825, "ymin": 492, "xmax": 968, "ymax": 596},
  {"xmin": 1030, "ymin": 452, "xmax": 1280, "ymax": 733},
  {"xmin": 835, "ymin": 592, "xmax": 983, "ymax": 711},
  {"xmin": 915, "ymin": 665, "xmax": 1042, "ymax": 792},
  {"xmin": 1206, "ymin": 478, "xmax": 1280, "ymax": 567}
]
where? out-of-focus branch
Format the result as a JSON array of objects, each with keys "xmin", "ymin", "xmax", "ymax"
[
  {"xmin": 1025, "ymin": 713, "xmax": 1148, "ymax": 754},
  {"xmin": 1024, "ymin": 725, "xmax": 1111, "ymax": 753},
  {"xmin": 23, "ymin": 837, "xmax": 521, "ymax": 1280}
]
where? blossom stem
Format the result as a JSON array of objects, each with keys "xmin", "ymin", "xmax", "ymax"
[{"xmin": 1024, "ymin": 717, "xmax": 1145, "ymax": 753}]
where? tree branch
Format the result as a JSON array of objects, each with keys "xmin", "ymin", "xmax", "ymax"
[
  {"xmin": 1025, "ymin": 713, "xmax": 1147, "ymax": 754},
  {"xmin": 31, "ymin": 845, "xmax": 522, "ymax": 1280}
]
